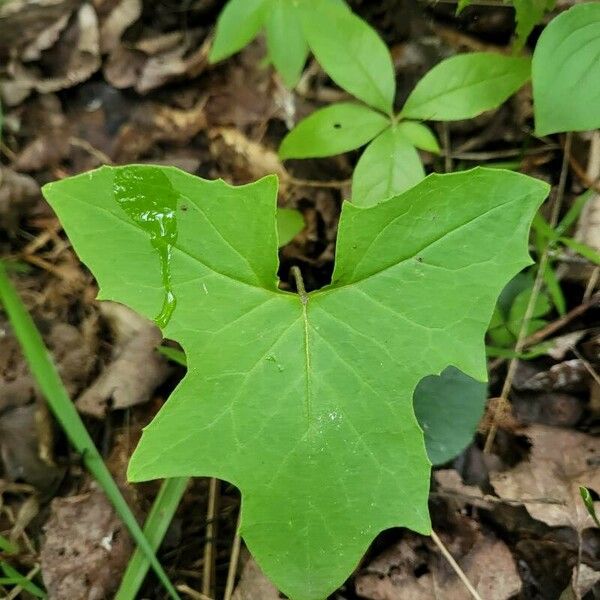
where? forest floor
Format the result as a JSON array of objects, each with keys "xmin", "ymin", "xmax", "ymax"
[{"xmin": 0, "ymin": 0, "xmax": 599, "ymax": 599}]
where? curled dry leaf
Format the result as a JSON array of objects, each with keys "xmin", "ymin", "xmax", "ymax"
[
  {"xmin": 75, "ymin": 302, "xmax": 171, "ymax": 418},
  {"xmin": 97, "ymin": 0, "xmax": 142, "ymax": 54},
  {"xmin": 491, "ymin": 425, "xmax": 600, "ymax": 531},
  {"xmin": 208, "ymin": 127, "xmax": 288, "ymax": 189},
  {"xmin": 114, "ymin": 99, "xmax": 207, "ymax": 163},
  {"xmin": 355, "ymin": 526, "xmax": 521, "ymax": 600},
  {"xmin": 1, "ymin": 3, "xmax": 101, "ymax": 106},
  {"xmin": 40, "ymin": 486, "xmax": 133, "ymax": 600}
]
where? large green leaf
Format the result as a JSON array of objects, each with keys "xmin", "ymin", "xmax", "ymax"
[
  {"xmin": 279, "ymin": 102, "xmax": 390, "ymax": 159},
  {"xmin": 532, "ymin": 3, "xmax": 600, "ymax": 136},
  {"xmin": 265, "ymin": 0, "xmax": 308, "ymax": 87},
  {"xmin": 402, "ymin": 52, "xmax": 531, "ymax": 121},
  {"xmin": 352, "ymin": 127, "xmax": 425, "ymax": 207},
  {"xmin": 209, "ymin": 0, "xmax": 268, "ymax": 63},
  {"xmin": 299, "ymin": 0, "xmax": 396, "ymax": 114},
  {"xmin": 43, "ymin": 166, "xmax": 547, "ymax": 600}
]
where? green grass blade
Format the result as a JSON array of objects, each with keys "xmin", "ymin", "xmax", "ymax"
[
  {"xmin": 0, "ymin": 535, "xmax": 18, "ymax": 554},
  {"xmin": 560, "ymin": 237, "xmax": 600, "ymax": 266},
  {"xmin": 115, "ymin": 477, "xmax": 188, "ymax": 600},
  {"xmin": 0, "ymin": 563, "xmax": 46, "ymax": 598},
  {"xmin": 0, "ymin": 262, "xmax": 181, "ymax": 600}
]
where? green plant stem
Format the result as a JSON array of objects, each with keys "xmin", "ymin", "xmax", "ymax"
[
  {"xmin": 115, "ymin": 478, "xmax": 189, "ymax": 600},
  {"xmin": 0, "ymin": 261, "xmax": 181, "ymax": 600}
]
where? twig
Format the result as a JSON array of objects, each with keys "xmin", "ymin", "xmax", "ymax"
[
  {"xmin": 484, "ymin": 132, "xmax": 573, "ymax": 453},
  {"xmin": 177, "ymin": 584, "xmax": 213, "ymax": 600},
  {"xmin": 223, "ymin": 512, "xmax": 242, "ymax": 600},
  {"xmin": 202, "ymin": 478, "xmax": 219, "ymax": 598},
  {"xmin": 430, "ymin": 531, "xmax": 484, "ymax": 600},
  {"xmin": 442, "ymin": 123, "xmax": 452, "ymax": 173},
  {"xmin": 285, "ymin": 174, "xmax": 351, "ymax": 189}
]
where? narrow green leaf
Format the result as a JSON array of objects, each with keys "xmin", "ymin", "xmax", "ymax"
[
  {"xmin": 396, "ymin": 120, "xmax": 440, "ymax": 153},
  {"xmin": 414, "ymin": 367, "xmax": 487, "ymax": 466},
  {"xmin": 0, "ymin": 563, "xmax": 46, "ymax": 598},
  {"xmin": 0, "ymin": 535, "xmax": 17, "ymax": 555},
  {"xmin": 277, "ymin": 207, "xmax": 305, "ymax": 245},
  {"xmin": 279, "ymin": 102, "xmax": 389, "ymax": 159},
  {"xmin": 533, "ymin": 3, "xmax": 600, "ymax": 135},
  {"xmin": 266, "ymin": 0, "xmax": 309, "ymax": 87},
  {"xmin": 300, "ymin": 0, "xmax": 396, "ymax": 114},
  {"xmin": 209, "ymin": 0, "xmax": 268, "ymax": 63},
  {"xmin": 456, "ymin": 0, "xmax": 472, "ymax": 14},
  {"xmin": 580, "ymin": 486, "xmax": 600, "ymax": 527},
  {"xmin": 43, "ymin": 165, "xmax": 548, "ymax": 600},
  {"xmin": 352, "ymin": 127, "xmax": 425, "ymax": 207},
  {"xmin": 115, "ymin": 478, "xmax": 189, "ymax": 600},
  {"xmin": 560, "ymin": 237, "xmax": 600, "ymax": 266},
  {"xmin": 555, "ymin": 189, "xmax": 596, "ymax": 239},
  {"xmin": 543, "ymin": 262, "xmax": 566, "ymax": 316},
  {"xmin": 0, "ymin": 262, "xmax": 180, "ymax": 600},
  {"xmin": 402, "ymin": 52, "xmax": 531, "ymax": 121}
]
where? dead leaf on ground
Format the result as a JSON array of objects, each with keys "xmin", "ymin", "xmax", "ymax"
[
  {"xmin": 40, "ymin": 486, "xmax": 133, "ymax": 600},
  {"xmin": 1, "ymin": 3, "xmax": 101, "ymax": 106},
  {"xmin": 355, "ymin": 523, "xmax": 521, "ymax": 600},
  {"xmin": 75, "ymin": 302, "xmax": 171, "ymax": 418},
  {"xmin": 0, "ymin": 167, "xmax": 40, "ymax": 232},
  {"xmin": 232, "ymin": 551, "xmax": 282, "ymax": 600},
  {"xmin": 97, "ymin": 0, "xmax": 142, "ymax": 54},
  {"xmin": 491, "ymin": 425, "xmax": 600, "ymax": 531}
]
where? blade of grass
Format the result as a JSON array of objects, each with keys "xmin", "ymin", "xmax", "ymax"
[
  {"xmin": 559, "ymin": 237, "xmax": 600, "ymax": 266},
  {"xmin": 0, "ymin": 261, "xmax": 180, "ymax": 600},
  {"xmin": 0, "ymin": 563, "xmax": 46, "ymax": 598},
  {"xmin": 115, "ymin": 477, "xmax": 188, "ymax": 600}
]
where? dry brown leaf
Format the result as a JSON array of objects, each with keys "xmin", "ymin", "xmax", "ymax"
[
  {"xmin": 75, "ymin": 303, "xmax": 170, "ymax": 418},
  {"xmin": 98, "ymin": 0, "xmax": 141, "ymax": 53},
  {"xmin": 1, "ymin": 3, "xmax": 101, "ymax": 105},
  {"xmin": 40, "ymin": 486, "xmax": 133, "ymax": 600},
  {"xmin": 232, "ymin": 553, "xmax": 281, "ymax": 600},
  {"xmin": 0, "ymin": 167, "xmax": 40, "ymax": 231},
  {"xmin": 355, "ymin": 527, "xmax": 521, "ymax": 600},
  {"xmin": 208, "ymin": 127, "xmax": 288, "ymax": 189},
  {"xmin": 491, "ymin": 425, "xmax": 600, "ymax": 531}
]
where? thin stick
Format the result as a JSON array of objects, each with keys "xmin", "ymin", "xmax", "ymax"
[
  {"xmin": 430, "ymin": 531, "xmax": 483, "ymax": 600},
  {"xmin": 202, "ymin": 478, "xmax": 219, "ymax": 597},
  {"xmin": 484, "ymin": 132, "xmax": 573, "ymax": 453},
  {"xmin": 442, "ymin": 123, "xmax": 453, "ymax": 173},
  {"xmin": 223, "ymin": 512, "xmax": 242, "ymax": 600}
]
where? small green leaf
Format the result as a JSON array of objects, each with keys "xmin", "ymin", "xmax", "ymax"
[
  {"xmin": 512, "ymin": 0, "xmax": 556, "ymax": 50},
  {"xmin": 352, "ymin": 127, "xmax": 425, "ymax": 207},
  {"xmin": 560, "ymin": 237, "xmax": 600, "ymax": 266},
  {"xmin": 279, "ymin": 102, "xmax": 389, "ymax": 159},
  {"xmin": 43, "ymin": 165, "xmax": 548, "ymax": 600},
  {"xmin": 542, "ymin": 262, "xmax": 566, "ymax": 316},
  {"xmin": 580, "ymin": 486, "xmax": 600, "ymax": 527},
  {"xmin": 300, "ymin": 0, "xmax": 396, "ymax": 114},
  {"xmin": 414, "ymin": 367, "xmax": 487, "ymax": 466},
  {"xmin": 209, "ymin": 0, "xmax": 268, "ymax": 63},
  {"xmin": 533, "ymin": 3, "xmax": 600, "ymax": 135},
  {"xmin": 277, "ymin": 207, "xmax": 305, "ymax": 245},
  {"xmin": 396, "ymin": 121, "xmax": 440, "ymax": 153},
  {"xmin": 456, "ymin": 0, "xmax": 472, "ymax": 14},
  {"xmin": 0, "ymin": 535, "xmax": 17, "ymax": 554},
  {"xmin": 266, "ymin": 0, "xmax": 308, "ymax": 87},
  {"xmin": 402, "ymin": 52, "xmax": 531, "ymax": 121}
]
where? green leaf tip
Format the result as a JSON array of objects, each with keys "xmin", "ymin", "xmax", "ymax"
[{"xmin": 43, "ymin": 164, "xmax": 548, "ymax": 600}]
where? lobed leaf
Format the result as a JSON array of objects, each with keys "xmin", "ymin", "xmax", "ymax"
[
  {"xmin": 279, "ymin": 102, "xmax": 390, "ymax": 159},
  {"xmin": 299, "ymin": 0, "xmax": 396, "ymax": 114},
  {"xmin": 402, "ymin": 52, "xmax": 531, "ymax": 122},
  {"xmin": 351, "ymin": 127, "xmax": 425, "ymax": 207},
  {"xmin": 43, "ymin": 165, "xmax": 548, "ymax": 600},
  {"xmin": 532, "ymin": 2, "xmax": 600, "ymax": 135}
]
